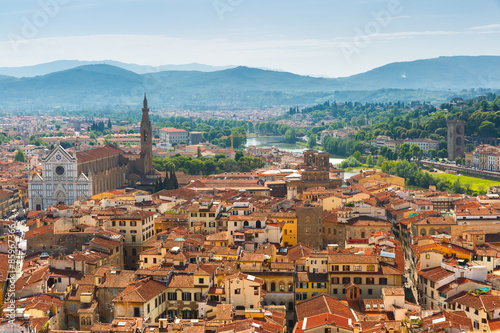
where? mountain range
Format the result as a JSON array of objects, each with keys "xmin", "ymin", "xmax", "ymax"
[{"xmin": 1, "ymin": 56, "xmax": 499, "ymax": 111}]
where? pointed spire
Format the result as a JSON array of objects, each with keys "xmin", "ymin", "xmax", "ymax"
[{"xmin": 143, "ymin": 93, "xmax": 148, "ymax": 109}]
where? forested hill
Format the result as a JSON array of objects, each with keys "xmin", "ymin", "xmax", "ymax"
[{"xmin": 1, "ymin": 56, "xmax": 500, "ymax": 111}]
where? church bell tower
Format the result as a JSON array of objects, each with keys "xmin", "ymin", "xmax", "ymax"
[{"xmin": 140, "ymin": 93, "xmax": 153, "ymax": 175}]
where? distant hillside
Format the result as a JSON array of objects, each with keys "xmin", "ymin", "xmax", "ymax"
[
  {"xmin": 0, "ymin": 56, "xmax": 499, "ymax": 110},
  {"xmin": 341, "ymin": 56, "xmax": 500, "ymax": 90},
  {"xmin": 0, "ymin": 60, "xmax": 235, "ymax": 78}
]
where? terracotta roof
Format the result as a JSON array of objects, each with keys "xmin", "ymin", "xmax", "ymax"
[
  {"xmin": 168, "ymin": 274, "xmax": 194, "ymax": 288},
  {"xmin": 113, "ymin": 278, "xmax": 167, "ymax": 303},
  {"xmin": 418, "ymin": 267, "xmax": 454, "ymax": 283},
  {"xmin": 295, "ymin": 293, "xmax": 359, "ymax": 322},
  {"xmin": 295, "ymin": 313, "xmax": 353, "ymax": 332},
  {"xmin": 328, "ymin": 254, "xmax": 378, "ymax": 264},
  {"xmin": 421, "ymin": 311, "xmax": 472, "ymax": 332},
  {"xmin": 77, "ymin": 144, "xmax": 123, "ymax": 163}
]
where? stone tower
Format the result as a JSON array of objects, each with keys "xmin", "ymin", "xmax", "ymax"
[
  {"xmin": 447, "ymin": 120, "xmax": 465, "ymax": 161},
  {"xmin": 140, "ymin": 94, "xmax": 153, "ymax": 175}
]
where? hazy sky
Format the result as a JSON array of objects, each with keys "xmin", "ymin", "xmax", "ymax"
[{"xmin": 1, "ymin": 0, "xmax": 500, "ymax": 77}]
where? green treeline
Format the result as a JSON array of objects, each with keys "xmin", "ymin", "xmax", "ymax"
[
  {"xmin": 380, "ymin": 159, "xmax": 487, "ymax": 195},
  {"xmin": 152, "ymin": 153, "xmax": 265, "ymax": 176}
]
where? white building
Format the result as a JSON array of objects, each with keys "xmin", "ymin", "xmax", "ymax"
[
  {"xmin": 28, "ymin": 146, "xmax": 92, "ymax": 211},
  {"xmin": 159, "ymin": 127, "xmax": 188, "ymax": 145},
  {"xmin": 404, "ymin": 138, "xmax": 439, "ymax": 154}
]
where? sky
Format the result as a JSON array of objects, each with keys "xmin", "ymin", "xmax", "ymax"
[{"xmin": 0, "ymin": 0, "xmax": 500, "ymax": 77}]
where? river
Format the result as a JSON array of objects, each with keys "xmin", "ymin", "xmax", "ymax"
[{"xmin": 245, "ymin": 135, "xmax": 356, "ymax": 179}]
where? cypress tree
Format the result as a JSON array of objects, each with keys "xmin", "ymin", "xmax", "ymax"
[
  {"xmin": 163, "ymin": 170, "xmax": 170, "ymax": 190},
  {"xmin": 170, "ymin": 169, "xmax": 179, "ymax": 189}
]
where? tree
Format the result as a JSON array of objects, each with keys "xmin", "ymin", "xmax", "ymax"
[
  {"xmin": 397, "ymin": 143, "xmax": 411, "ymax": 161},
  {"xmin": 234, "ymin": 151, "xmax": 244, "ymax": 161},
  {"xmin": 283, "ymin": 129, "xmax": 297, "ymax": 144},
  {"xmin": 107, "ymin": 118, "xmax": 112, "ymax": 128},
  {"xmin": 353, "ymin": 151, "xmax": 362, "ymax": 162},
  {"xmin": 163, "ymin": 171, "xmax": 171, "ymax": 190},
  {"xmin": 410, "ymin": 144, "xmax": 424, "ymax": 160},
  {"xmin": 307, "ymin": 134, "xmax": 317, "ymax": 149},
  {"xmin": 197, "ymin": 146, "xmax": 202, "ymax": 158},
  {"xmin": 170, "ymin": 169, "xmax": 179, "ymax": 189},
  {"xmin": 366, "ymin": 154, "xmax": 373, "ymax": 166},
  {"xmin": 479, "ymin": 121, "xmax": 496, "ymax": 137},
  {"xmin": 14, "ymin": 149, "xmax": 25, "ymax": 162}
]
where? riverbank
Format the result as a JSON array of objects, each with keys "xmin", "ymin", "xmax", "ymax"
[{"xmin": 423, "ymin": 171, "xmax": 500, "ymax": 192}]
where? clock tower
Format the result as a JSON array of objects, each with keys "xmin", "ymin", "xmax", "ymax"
[{"xmin": 140, "ymin": 93, "xmax": 153, "ymax": 175}]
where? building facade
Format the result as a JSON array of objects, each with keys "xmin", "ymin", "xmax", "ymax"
[
  {"xmin": 159, "ymin": 127, "xmax": 188, "ymax": 145},
  {"xmin": 29, "ymin": 96, "xmax": 157, "ymax": 211}
]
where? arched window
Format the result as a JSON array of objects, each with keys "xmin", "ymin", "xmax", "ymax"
[
  {"xmin": 279, "ymin": 282, "xmax": 285, "ymax": 292},
  {"xmin": 288, "ymin": 302, "xmax": 294, "ymax": 311},
  {"xmin": 262, "ymin": 283, "xmax": 267, "ymax": 291},
  {"xmin": 244, "ymin": 221, "xmax": 249, "ymax": 227},
  {"xmin": 420, "ymin": 228, "xmax": 427, "ymax": 236},
  {"xmin": 256, "ymin": 220, "xmax": 262, "ymax": 228},
  {"xmin": 271, "ymin": 282, "xmax": 276, "ymax": 292},
  {"xmin": 288, "ymin": 283, "xmax": 293, "ymax": 292}
]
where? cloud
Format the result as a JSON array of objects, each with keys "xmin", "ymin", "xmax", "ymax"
[{"xmin": 470, "ymin": 23, "xmax": 500, "ymax": 31}]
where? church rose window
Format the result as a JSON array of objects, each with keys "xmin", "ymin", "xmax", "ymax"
[{"xmin": 56, "ymin": 166, "xmax": 65, "ymax": 175}]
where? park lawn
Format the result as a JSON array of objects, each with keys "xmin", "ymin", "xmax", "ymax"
[{"xmin": 430, "ymin": 173, "xmax": 500, "ymax": 192}]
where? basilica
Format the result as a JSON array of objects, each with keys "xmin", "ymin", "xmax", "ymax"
[{"xmin": 28, "ymin": 95, "xmax": 159, "ymax": 211}]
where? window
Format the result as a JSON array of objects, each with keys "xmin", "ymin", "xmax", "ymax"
[
  {"xmin": 119, "ymin": 221, "xmax": 126, "ymax": 226},
  {"xmin": 331, "ymin": 277, "xmax": 339, "ymax": 284},
  {"xmin": 333, "ymin": 289, "xmax": 338, "ymax": 294},
  {"xmin": 130, "ymin": 221, "xmax": 136, "ymax": 227},
  {"xmin": 168, "ymin": 292, "xmax": 177, "ymax": 300},
  {"xmin": 153, "ymin": 258, "xmax": 157, "ymax": 264},
  {"xmin": 342, "ymin": 277, "xmax": 350, "ymax": 284},
  {"xmin": 199, "ymin": 278, "xmax": 204, "ymax": 284},
  {"xmin": 144, "ymin": 258, "xmax": 148, "ymax": 263},
  {"xmin": 234, "ymin": 288, "xmax": 241, "ymax": 294},
  {"xmin": 271, "ymin": 282, "xmax": 276, "ymax": 291},
  {"xmin": 182, "ymin": 292, "xmax": 191, "ymax": 301},
  {"xmin": 354, "ymin": 277, "xmax": 362, "ymax": 284},
  {"xmin": 366, "ymin": 277, "xmax": 374, "ymax": 284},
  {"xmin": 332, "ymin": 265, "xmax": 339, "ymax": 271},
  {"xmin": 379, "ymin": 278, "xmax": 387, "ymax": 285},
  {"xmin": 353, "ymin": 265, "xmax": 362, "ymax": 271},
  {"xmin": 343, "ymin": 265, "xmax": 350, "ymax": 271},
  {"xmin": 368, "ymin": 289, "xmax": 373, "ymax": 295},
  {"xmin": 132, "ymin": 235, "xmax": 136, "ymax": 243},
  {"xmin": 132, "ymin": 248, "xmax": 136, "ymax": 256},
  {"xmin": 367, "ymin": 265, "xmax": 375, "ymax": 272},
  {"xmin": 254, "ymin": 286, "xmax": 259, "ymax": 295},
  {"xmin": 112, "ymin": 221, "xmax": 116, "ymax": 227}
]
